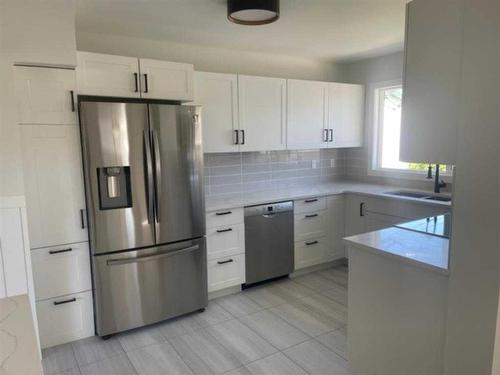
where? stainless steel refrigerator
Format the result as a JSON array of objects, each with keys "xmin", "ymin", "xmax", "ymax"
[{"xmin": 79, "ymin": 99, "xmax": 207, "ymax": 336}]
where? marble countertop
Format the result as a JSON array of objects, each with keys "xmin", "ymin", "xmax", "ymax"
[
  {"xmin": 0, "ymin": 295, "xmax": 42, "ymax": 375},
  {"xmin": 205, "ymin": 180, "xmax": 452, "ymax": 211},
  {"xmin": 344, "ymin": 227, "xmax": 450, "ymax": 275}
]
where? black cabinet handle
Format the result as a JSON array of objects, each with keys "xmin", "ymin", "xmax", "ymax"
[
  {"xmin": 143, "ymin": 74, "xmax": 149, "ymax": 93},
  {"xmin": 49, "ymin": 248, "xmax": 72, "ymax": 255},
  {"xmin": 240, "ymin": 130, "xmax": 245, "ymax": 145},
  {"xmin": 234, "ymin": 130, "xmax": 239, "ymax": 145},
  {"xmin": 134, "ymin": 73, "xmax": 139, "ymax": 92},
  {"xmin": 216, "ymin": 228, "xmax": 233, "ymax": 233},
  {"xmin": 360, "ymin": 202, "xmax": 365, "ymax": 217},
  {"xmin": 54, "ymin": 298, "xmax": 76, "ymax": 306},
  {"xmin": 70, "ymin": 90, "xmax": 75, "ymax": 112},
  {"xmin": 305, "ymin": 214, "xmax": 318, "ymax": 218},
  {"xmin": 80, "ymin": 209, "xmax": 86, "ymax": 229},
  {"xmin": 305, "ymin": 240, "xmax": 319, "ymax": 246},
  {"xmin": 216, "ymin": 211, "xmax": 232, "ymax": 216},
  {"xmin": 217, "ymin": 259, "xmax": 234, "ymax": 265},
  {"xmin": 323, "ymin": 129, "xmax": 329, "ymax": 142},
  {"xmin": 329, "ymin": 129, "xmax": 334, "ymax": 142},
  {"xmin": 305, "ymin": 199, "xmax": 318, "ymax": 203}
]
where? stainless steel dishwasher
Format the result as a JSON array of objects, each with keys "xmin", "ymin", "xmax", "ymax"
[{"xmin": 244, "ymin": 201, "xmax": 294, "ymax": 285}]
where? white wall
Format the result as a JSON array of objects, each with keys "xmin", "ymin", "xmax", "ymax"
[
  {"xmin": 443, "ymin": 1, "xmax": 500, "ymax": 373},
  {"xmin": 76, "ymin": 32, "xmax": 345, "ymax": 82},
  {"xmin": 343, "ymin": 51, "xmax": 404, "ymax": 85},
  {"xmin": 0, "ymin": 0, "xmax": 77, "ymax": 197}
]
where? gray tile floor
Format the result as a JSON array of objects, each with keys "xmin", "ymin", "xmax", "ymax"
[{"xmin": 42, "ymin": 265, "xmax": 354, "ymax": 375}]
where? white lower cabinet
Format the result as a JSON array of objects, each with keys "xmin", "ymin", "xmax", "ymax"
[
  {"xmin": 326, "ymin": 195, "xmax": 346, "ymax": 261},
  {"xmin": 31, "ymin": 242, "xmax": 92, "ymax": 301},
  {"xmin": 207, "ymin": 254, "xmax": 245, "ymax": 293},
  {"xmin": 295, "ymin": 238, "xmax": 327, "ymax": 270},
  {"xmin": 207, "ymin": 224, "xmax": 245, "ymax": 261},
  {"xmin": 36, "ymin": 291, "xmax": 94, "ymax": 348},
  {"xmin": 294, "ymin": 210, "xmax": 327, "ymax": 241}
]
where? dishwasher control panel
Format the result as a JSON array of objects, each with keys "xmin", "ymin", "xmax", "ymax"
[{"xmin": 244, "ymin": 201, "xmax": 294, "ymax": 217}]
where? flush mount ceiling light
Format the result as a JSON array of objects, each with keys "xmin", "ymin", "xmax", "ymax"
[{"xmin": 228, "ymin": 0, "xmax": 280, "ymax": 25}]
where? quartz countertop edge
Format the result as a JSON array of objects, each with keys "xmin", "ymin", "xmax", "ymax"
[
  {"xmin": 343, "ymin": 227, "xmax": 450, "ymax": 275},
  {"xmin": 205, "ymin": 181, "xmax": 452, "ymax": 211},
  {"xmin": 0, "ymin": 294, "xmax": 42, "ymax": 375}
]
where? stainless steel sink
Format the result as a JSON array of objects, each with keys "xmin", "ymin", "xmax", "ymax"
[{"xmin": 385, "ymin": 190, "xmax": 452, "ymax": 203}]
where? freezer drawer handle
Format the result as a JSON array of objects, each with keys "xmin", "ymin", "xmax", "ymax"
[
  {"xmin": 106, "ymin": 245, "xmax": 199, "ymax": 266},
  {"xmin": 305, "ymin": 214, "xmax": 318, "ymax": 218},
  {"xmin": 215, "ymin": 211, "xmax": 232, "ymax": 216},
  {"xmin": 305, "ymin": 199, "xmax": 318, "ymax": 203},
  {"xmin": 53, "ymin": 298, "xmax": 76, "ymax": 306},
  {"xmin": 216, "ymin": 228, "xmax": 233, "ymax": 233},
  {"xmin": 305, "ymin": 240, "xmax": 319, "ymax": 246},
  {"xmin": 217, "ymin": 259, "xmax": 234, "ymax": 265},
  {"xmin": 49, "ymin": 248, "xmax": 73, "ymax": 255}
]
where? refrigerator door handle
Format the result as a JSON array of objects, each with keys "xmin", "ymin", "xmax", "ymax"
[
  {"xmin": 106, "ymin": 245, "xmax": 199, "ymax": 266},
  {"xmin": 152, "ymin": 130, "xmax": 162, "ymax": 223},
  {"xmin": 143, "ymin": 129, "xmax": 154, "ymax": 224}
]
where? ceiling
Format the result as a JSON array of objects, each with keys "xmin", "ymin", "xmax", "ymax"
[{"xmin": 76, "ymin": 0, "xmax": 408, "ymax": 63}]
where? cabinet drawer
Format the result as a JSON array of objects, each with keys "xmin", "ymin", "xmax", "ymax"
[
  {"xmin": 294, "ymin": 211, "xmax": 327, "ymax": 241},
  {"xmin": 207, "ymin": 254, "xmax": 245, "ymax": 292},
  {"xmin": 206, "ymin": 207, "xmax": 244, "ymax": 229},
  {"xmin": 294, "ymin": 238, "xmax": 327, "ymax": 270},
  {"xmin": 31, "ymin": 242, "xmax": 92, "ymax": 300},
  {"xmin": 207, "ymin": 224, "xmax": 245, "ymax": 260},
  {"xmin": 36, "ymin": 290, "xmax": 94, "ymax": 348},
  {"xmin": 294, "ymin": 197, "xmax": 326, "ymax": 214}
]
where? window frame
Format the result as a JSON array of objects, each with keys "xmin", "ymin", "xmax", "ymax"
[{"xmin": 367, "ymin": 79, "xmax": 452, "ymax": 181}]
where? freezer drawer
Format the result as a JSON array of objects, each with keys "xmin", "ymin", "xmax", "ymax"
[{"xmin": 92, "ymin": 237, "xmax": 207, "ymax": 336}]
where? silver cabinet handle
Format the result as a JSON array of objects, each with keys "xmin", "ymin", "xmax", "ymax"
[{"xmin": 107, "ymin": 245, "xmax": 199, "ymax": 266}]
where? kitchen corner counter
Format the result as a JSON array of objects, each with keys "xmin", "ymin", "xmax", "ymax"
[
  {"xmin": 344, "ymin": 227, "xmax": 450, "ymax": 275},
  {"xmin": 205, "ymin": 181, "xmax": 452, "ymax": 211},
  {"xmin": 0, "ymin": 295, "xmax": 42, "ymax": 375}
]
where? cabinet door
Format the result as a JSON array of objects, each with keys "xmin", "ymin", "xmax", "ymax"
[
  {"xmin": 207, "ymin": 254, "xmax": 245, "ymax": 292},
  {"xmin": 31, "ymin": 242, "xmax": 91, "ymax": 300},
  {"xmin": 36, "ymin": 290, "xmax": 94, "ymax": 348},
  {"xmin": 140, "ymin": 58, "xmax": 194, "ymax": 101},
  {"xmin": 194, "ymin": 72, "xmax": 239, "ymax": 153},
  {"xmin": 207, "ymin": 223, "xmax": 245, "ymax": 261},
  {"xmin": 15, "ymin": 66, "xmax": 77, "ymax": 125},
  {"xmin": 329, "ymin": 83, "xmax": 364, "ymax": 148},
  {"xmin": 287, "ymin": 79, "xmax": 329, "ymax": 150},
  {"xmin": 76, "ymin": 52, "xmax": 140, "ymax": 97},
  {"xmin": 238, "ymin": 75, "xmax": 286, "ymax": 152},
  {"xmin": 294, "ymin": 238, "xmax": 327, "ymax": 270},
  {"xmin": 326, "ymin": 195, "xmax": 346, "ymax": 261},
  {"xmin": 400, "ymin": 0, "xmax": 462, "ymax": 164},
  {"xmin": 345, "ymin": 194, "xmax": 366, "ymax": 237},
  {"xmin": 21, "ymin": 125, "xmax": 87, "ymax": 249}
]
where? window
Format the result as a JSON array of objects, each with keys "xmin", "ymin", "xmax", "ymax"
[{"xmin": 372, "ymin": 83, "xmax": 448, "ymax": 175}]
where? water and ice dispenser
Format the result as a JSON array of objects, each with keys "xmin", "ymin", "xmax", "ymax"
[{"xmin": 97, "ymin": 166, "xmax": 132, "ymax": 210}]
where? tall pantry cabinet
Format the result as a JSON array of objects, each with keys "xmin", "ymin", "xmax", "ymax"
[{"xmin": 15, "ymin": 66, "xmax": 94, "ymax": 349}]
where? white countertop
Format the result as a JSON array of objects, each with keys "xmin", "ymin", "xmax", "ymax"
[
  {"xmin": 0, "ymin": 295, "xmax": 42, "ymax": 375},
  {"xmin": 205, "ymin": 181, "xmax": 451, "ymax": 211},
  {"xmin": 344, "ymin": 227, "xmax": 450, "ymax": 275}
]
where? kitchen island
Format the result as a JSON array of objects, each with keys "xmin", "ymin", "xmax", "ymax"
[{"xmin": 344, "ymin": 218, "xmax": 450, "ymax": 375}]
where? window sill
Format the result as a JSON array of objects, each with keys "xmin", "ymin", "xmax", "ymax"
[{"xmin": 368, "ymin": 168, "xmax": 453, "ymax": 183}]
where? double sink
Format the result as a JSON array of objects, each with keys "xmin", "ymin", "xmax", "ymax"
[{"xmin": 385, "ymin": 191, "xmax": 452, "ymax": 202}]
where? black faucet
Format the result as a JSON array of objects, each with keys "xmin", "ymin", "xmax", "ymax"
[{"xmin": 427, "ymin": 164, "xmax": 447, "ymax": 193}]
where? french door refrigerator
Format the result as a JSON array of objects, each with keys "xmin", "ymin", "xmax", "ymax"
[{"xmin": 79, "ymin": 99, "xmax": 206, "ymax": 336}]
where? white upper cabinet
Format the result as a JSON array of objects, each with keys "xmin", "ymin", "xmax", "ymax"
[
  {"xmin": 194, "ymin": 72, "xmax": 239, "ymax": 153},
  {"xmin": 329, "ymin": 83, "xmax": 364, "ymax": 148},
  {"xmin": 15, "ymin": 66, "xmax": 77, "ymax": 125},
  {"xmin": 139, "ymin": 58, "xmax": 194, "ymax": 101},
  {"xmin": 21, "ymin": 125, "xmax": 88, "ymax": 249},
  {"xmin": 400, "ymin": 0, "xmax": 462, "ymax": 165},
  {"xmin": 77, "ymin": 52, "xmax": 140, "ymax": 98},
  {"xmin": 238, "ymin": 75, "xmax": 287, "ymax": 152},
  {"xmin": 287, "ymin": 79, "xmax": 329, "ymax": 150}
]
